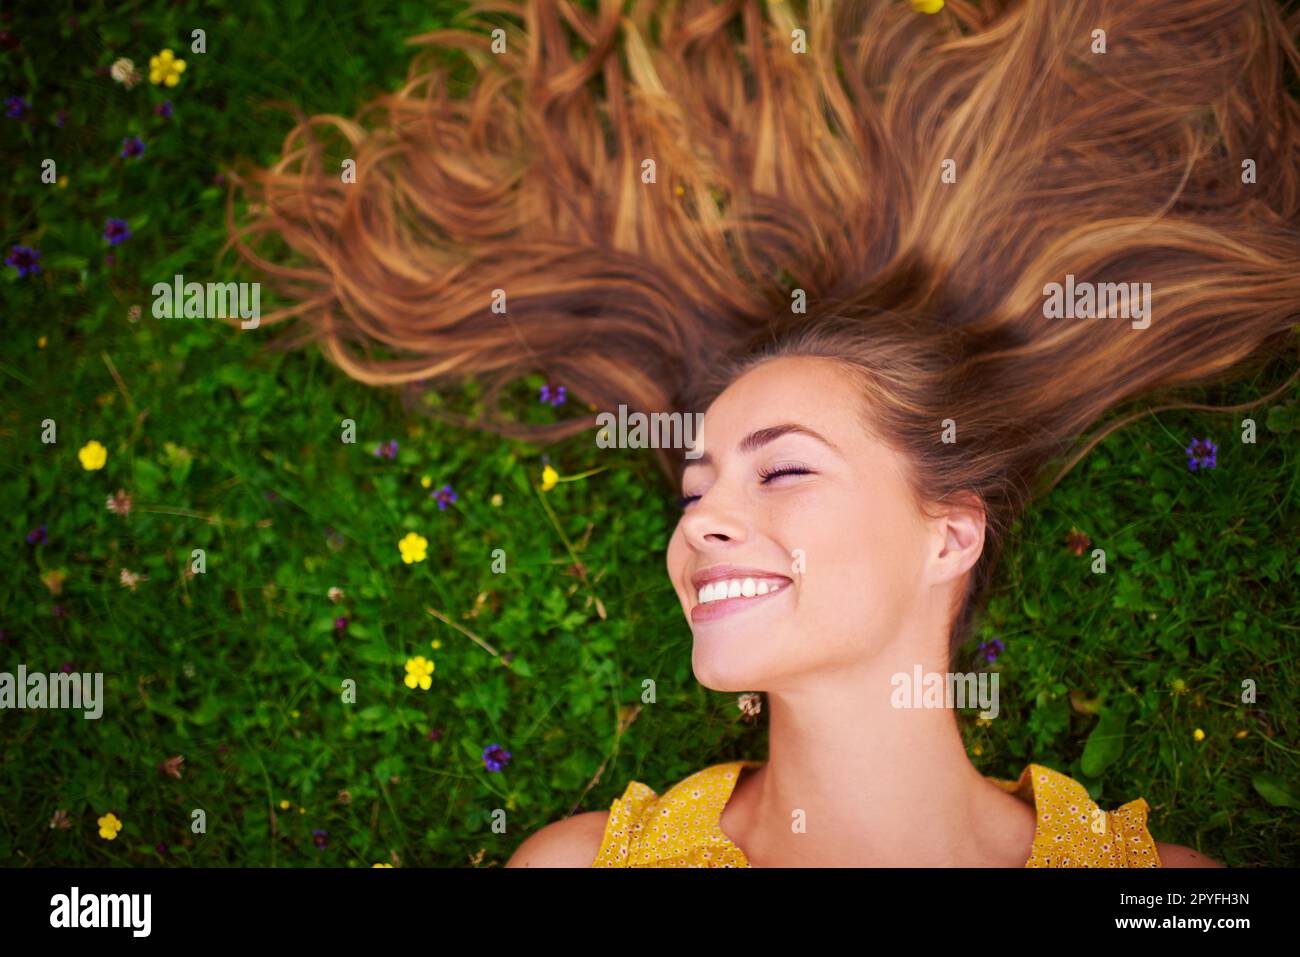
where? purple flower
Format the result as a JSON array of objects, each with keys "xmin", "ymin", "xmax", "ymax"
[
  {"xmin": 155, "ymin": 101, "xmax": 172, "ymax": 118},
  {"xmin": 373, "ymin": 440, "xmax": 398, "ymax": 460},
  {"xmin": 59, "ymin": 662, "xmax": 73, "ymax": 674},
  {"xmin": 155, "ymin": 841, "xmax": 168, "ymax": 855},
  {"xmin": 25, "ymin": 524, "xmax": 47, "ymax": 545},
  {"xmin": 5, "ymin": 95, "xmax": 28, "ymax": 119},
  {"xmin": 539, "ymin": 384, "xmax": 567, "ymax": 407},
  {"xmin": 428, "ymin": 727, "xmax": 443, "ymax": 742},
  {"xmin": 482, "ymin": 743, "xmax": 512, "ymax": 772},
  {"xmin": 977, "ymin": 638, "xmax": 1004, "ymax": 665},
  {"xmin": 334, "ymin": 616, "xmax": 348, "ymax": 634},
  {"xmin": 1186, "ymin": 438, "xmax": 1217, "ymax": 471},
  {"xmin": 119, "ymin": 135, "xmax": 145, "ymax": 159},
  {"xmin": 6, "ymin": 245, "xmax": 40, "ymax": 278},
  {"xmin": 432, "ymin": 484, "xmax": 457, "ymax": 510},
  {"xmin": 103, "ymin": 217, "xmax": 131, "ymax": 245},
  {"xmin": 312, "ymin": 829, "xmax": 328, "ymax": 850},
  {"xmin": 52, "ymin": 605, "xmax": 66, "ymax": 618}
]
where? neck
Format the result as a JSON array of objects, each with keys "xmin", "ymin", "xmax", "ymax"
[{"xmin": 736, "ymin": 643, "xmax": 1014, "ymax": 866}]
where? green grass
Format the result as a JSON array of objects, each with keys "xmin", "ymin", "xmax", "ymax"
[{"xmin": 2, "ymin": 0, "xmax": 1298, "ymax": 867}]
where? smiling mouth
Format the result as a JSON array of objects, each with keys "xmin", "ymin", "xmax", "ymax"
[
  {"xmin": 696, "ymin": 576, "xmax": 790, "ymax": 604},
  {"xmin": 691, "ymin": 575, "xmax": 792, "ymax": 623}
]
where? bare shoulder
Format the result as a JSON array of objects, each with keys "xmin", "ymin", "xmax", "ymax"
[
  {"xmin": 506, "ymin": 810, "xmax": 611, "ymax": 868},
  {"xmin": 1155, "ymin": 841, "xmax": 1223, "ymax": 868}
]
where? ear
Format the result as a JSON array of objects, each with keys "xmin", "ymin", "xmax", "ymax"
[{"xmin": 924, "ymin": 491, "xmax": 986, "ymax": 585}]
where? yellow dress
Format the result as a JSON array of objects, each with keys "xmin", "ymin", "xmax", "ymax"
[{"xmin": 591, "ymin": 760, "xmax": 1161, "ymax": 867}]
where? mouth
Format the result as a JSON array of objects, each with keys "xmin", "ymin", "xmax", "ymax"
[{"xmin": 689, "ymin": 566, "xmax": 793, "ymax": 624}]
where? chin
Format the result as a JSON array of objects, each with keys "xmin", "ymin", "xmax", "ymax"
[
  {"xmin": 690, "ymin": 633, "xmax": 776, "ymax": 693},
  {"xmin": 690, "ymin": 660, "xmax": 754, "ymax": 694}
]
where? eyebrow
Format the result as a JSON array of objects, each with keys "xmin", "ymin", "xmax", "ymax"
[{"xmin": 682, "ymin": 423, "xmax": 841, "ymax": 469}]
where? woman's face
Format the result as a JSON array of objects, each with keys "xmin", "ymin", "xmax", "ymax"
[{"xmin": 666, "ymin": 356, "xmax": 955, "ymax": 692}]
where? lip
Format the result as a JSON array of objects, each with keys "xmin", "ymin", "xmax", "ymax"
[{"xmin": 689, "ymin": 564, "xmax": 793, "ymax": 625}]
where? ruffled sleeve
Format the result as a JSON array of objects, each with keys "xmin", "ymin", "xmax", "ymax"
[
  {"xmin": 590, "ymin": 780, "xmax": 658, "ymax": 868},
  {"xmin": 1108, "ymin": 797, "xmax": 1162, "ymax": 868},
  {"xmin": 1014, "ymin": 763, "xmax": 1164, "ymax": 867}
]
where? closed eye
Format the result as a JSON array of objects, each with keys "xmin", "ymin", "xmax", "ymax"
[
  {"xmin": 676, "ymin": 465, "xmax": 815, "ymax": 509},
  {"xmin": 757, "ymin": 464, "xmax": 814, "ymax": 482}
]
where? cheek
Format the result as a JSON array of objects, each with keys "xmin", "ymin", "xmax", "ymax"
[
  {"xmin": 665, "ymin": 523, "xmax": 689, "ymax": 599},
  {"xmin": 801, "ymin": 484, "xmax": 923, "ymax": 606}
]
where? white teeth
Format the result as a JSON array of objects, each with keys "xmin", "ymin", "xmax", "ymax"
[{"xmin": 696, "ymin": 577, "xmax": 788, "ymax": 604}]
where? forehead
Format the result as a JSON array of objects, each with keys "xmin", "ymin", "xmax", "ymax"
[
  {"xmin": 679, "ymin": 355, "xmax": 921, "ymax": 508},
  {"xmin": 701, "ymin": 355, "xmax": 865, "ymax": 443}
]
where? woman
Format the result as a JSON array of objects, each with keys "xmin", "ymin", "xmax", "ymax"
[{"xmin": 230, "ymin": 0, "xmax": 1300, "ymax": 866}]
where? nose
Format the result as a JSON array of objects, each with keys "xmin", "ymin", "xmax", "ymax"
[{"xmin": 678, "ymin": 483, "xmax": 748, "ymax": 550}]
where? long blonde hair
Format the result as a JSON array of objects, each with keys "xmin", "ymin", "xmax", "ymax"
[{"xmin": 229, "ymin": 0, "xmax": 1300, "ymax": 653}]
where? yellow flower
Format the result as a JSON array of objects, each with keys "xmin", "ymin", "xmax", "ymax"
[
  {"xmin": 1235, "ymin": 730, "xmax": 1249, "ymax": 739},
  {"xmin": 404, "ymin": 655, "xmax": 435, "ymax": 690},
  {"xmin": 490, "ymin": 493, "xmax": 503, "ymax": 507},
  {"xmin": 539, "ymin": 463, "xmax": 605, "ymax": 493},
  {"xmin": 398, "ymin": 531, "xmax": 428, "ymax": 564},
  {"xmin": 149, "ymin": 49, "xmax": 187, "ymax": 87},
  {"xmin": 420, "ymin": 475, "xmax": 432, "ymax": 488},
  {"xmin": 279, "ymin": 800, "xmax": 291, "ymax": 810},
  {"xmin": 97, "ymin": 812, "xmax": 123, "ymax": 840},
  {"xmin": 37, "ymin": 336, "xmax": 47, "ymax": 348},
  {"xmin": 972, "ymin": 744, "xmax": 983, "ymax": 756},
  {"xmin": 372, "ymin": 862, "xmax": 393, "ymax": 868},
  {"xmin": 430, "ymin": 639, "xmax": 442, "ymax": 651},
  {"xmin": 912, "ymin": 0, "xmax": 944, "ymax": 13},
  {"xmin": 1193, "ymin": 728, "xmax": 1206, "ymax": 742},
  {"xmin": 78, "ymin": 440, "xmax": 107, "ymax": 471},
  {"xmin": 57, "ymin": 175, "xmax": 68, "ymax": 189}
]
